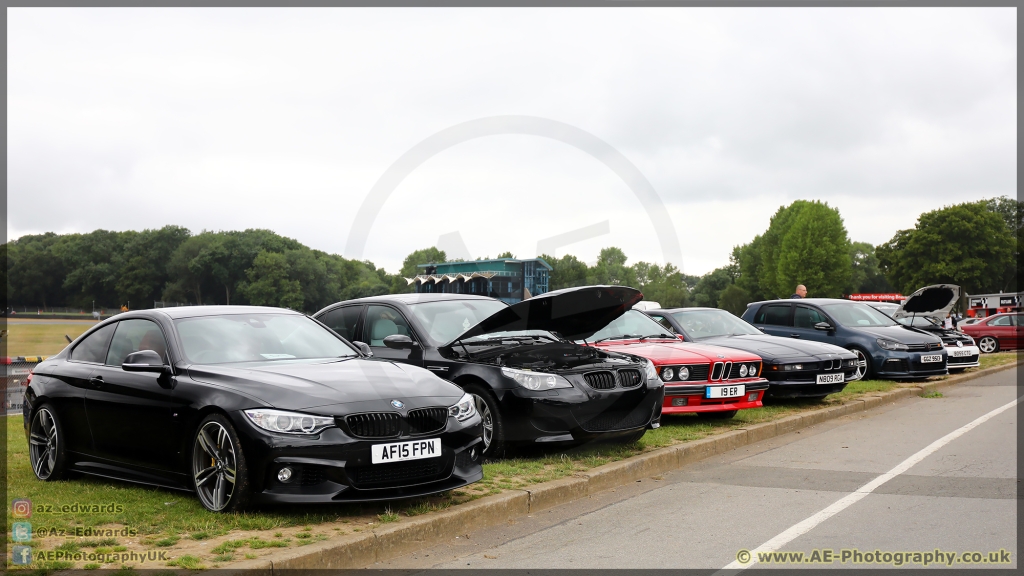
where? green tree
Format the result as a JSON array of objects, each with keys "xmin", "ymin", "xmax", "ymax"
[
  {"xmin": 877, "ymin": 201, "xmax": 1015, "ymax": 295},
  {"xmin": 631, "ymin": 261, "xmax": 691, "ymax": 308},
  {"xmin": 717, "ymin": 284, "xmax": 751, "ymax": 316},
  {"xmin": 51, "ymin": 230, "xmax": 128, "ymax": 308},
  {"xmin": 847, "ymin": 241, "xmax": 893, "ymax": 294},
  {"xmin": 6, "ymin": 233, "xmax": 68, "ymax": 308},
  {"xmin": 541, "ymin": 254, "xmax": 589, "ymax": 290},
  {"xmin": 587, "ymin": 247, "xmax": 637, "ymax": 286},
  {"xmin": 238, "ymin": 250, "xmax": 304, "ymax": 309},
  {"xmin": 116, "ymin": 226, "xmax": 191, "ymax": 307},
  {"xmin": 984, "ymin": 196, "xmax": 1021, "ymax": 291},
  {"xmin": 775, "ymin": 202, "xmax": 851, "ymax": 298},
  {"xmin": 691, "ymin": 267, "xmax": 737, "ymax": 308}
]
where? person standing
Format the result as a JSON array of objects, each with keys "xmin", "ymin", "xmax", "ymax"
[{"xmin": 790, "ymin": 285, "xmax": 807, "ymax": 299}]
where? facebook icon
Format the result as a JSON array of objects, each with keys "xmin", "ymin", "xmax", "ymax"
[{"xmin": 12, "ymin": 545, "xmax": 32, "ymax": 565}]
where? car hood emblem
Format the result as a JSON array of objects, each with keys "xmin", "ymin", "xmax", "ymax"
[
  {"xmin": 717, "ymin": 354, "xmax": 725, "ymax": 359},
  {"xmin": 956, "ymin": 341, "xmax": 963, "ymax": 347},
  {"xmin": 391, "ymin": 399, "xmax": 404, "ymax": 409}
]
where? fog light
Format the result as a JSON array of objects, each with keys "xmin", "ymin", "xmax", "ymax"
[
  {"xmin": 747, "ymin": 392, "xmax": 758, "ymax": 402},
  {"xmin": 671, "ymin": 397, "xmax": 688, "ymax": 407},
  {"xmin": 469, "ymin": 447, "xmax": 478, "ymax": 460},
  {"xmin": 278, "ymin": 467, "xmax": 294, "ymax": 483}
]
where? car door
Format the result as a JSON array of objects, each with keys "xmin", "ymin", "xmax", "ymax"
[
  {"xmin": 85, "ymin": 319, "xmax": 187, "ymax": 472},
  {"xmin": 318, "ymin": 305, "xmax": 365, "ymax": 345},
  {"xmin": 58, "ymin": 322, "xmax": 118, "ymax": 455},
  {"xmin": 986, "ymin": 315, "xmax": 1014, "ymax": 349},
  {"xmin": 361, "ymin": 304, "xmax": 423, "ymax": 366},
  {"xmin": 790, "ymin": 304, "xmax": 837, "ymax": 344},
  {"xmin": 750, "ymin": 303, "xmax": 794, "ymax": 337}
]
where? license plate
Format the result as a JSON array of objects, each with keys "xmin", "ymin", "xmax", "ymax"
[
  {"xmin": 921, "ymin": 355, "xmax": 943, "ymax": 363},
  {"xmin": 949, "ymin": 349, "xmax": 974, "ymax": 357},
  {"xmin": 706, "ymin": 385, "xmax": 745, "ymax": 399},
  {"xmin": 816, "ymin": 373, "xmax": 844, "ymax": 384},
  {"xmin": 371, "ymin": 438, "xmax": 441, "ymax": 464}
]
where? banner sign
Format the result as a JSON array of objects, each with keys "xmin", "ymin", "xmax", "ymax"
[{"xmin": 848, "ymin": 293, "xmax": 905, "ymax": 302}]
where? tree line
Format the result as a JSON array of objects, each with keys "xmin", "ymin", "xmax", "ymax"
[{"xmin": 3, "ymin": 196, "xmax": 1017, "ymax": 315}]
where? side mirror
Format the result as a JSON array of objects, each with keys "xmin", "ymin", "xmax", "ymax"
[
  {"xmin": 677, "ymin": 334, "xmax": 686, "ymax": 341},
  {"xmin": 813, "ymin": 321, "xmax": 834, "ymax": 332},
  {"xmin": 122, "ymin": 350, "xmax": 170, "ymax": 373},
  {"xmin": 353, "ymin": 341, "xmax": 373, "ymax": 357},
  {"xmin": 383, "ymin": 334, "xmax": 418, "ymax": 350}
]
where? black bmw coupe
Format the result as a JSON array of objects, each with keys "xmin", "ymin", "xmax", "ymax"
[
  {"xmin": 23, "ymin": 306, "xmax": 483, "ymax": 512},
  {"xmin": 314, "ymin": 286, "xmax": 665, "ymax": 456}
]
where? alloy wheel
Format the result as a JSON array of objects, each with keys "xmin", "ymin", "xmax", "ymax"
[
  {"xmin": 850, "ymin": 349, "xmax": 868, "ymax": 381},
  {"xmin": 192, "ymin": 422, "xmax": 238, "ymax": 511},
  {"xmin": 471, "ymin": 394, "xmax": 493, "ymax": 451},
  {"xmin": 978, "ymin": 336, "xmax": 998, "ymax": 354},
  {"xmin": 29, "ymin": 408, "xmax": 58, "ymax": 480}
]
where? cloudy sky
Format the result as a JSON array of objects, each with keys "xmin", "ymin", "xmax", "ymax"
[{"xmin": 7, "ymin": 7, "xmax": 1016, "ymax": 276}]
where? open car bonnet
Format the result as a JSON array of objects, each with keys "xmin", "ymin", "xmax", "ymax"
[
  {"xmin": 442, "ymin": 285, "xmax": 643, "ymax": 346},
  {"xmin": 892, "ymin": 284, "xmax": 960, "ymax": 321}
]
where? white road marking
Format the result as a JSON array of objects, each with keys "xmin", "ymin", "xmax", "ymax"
[{"xmin": 718, "ymin": 393, "xmax": 1022, "ymax": 573}]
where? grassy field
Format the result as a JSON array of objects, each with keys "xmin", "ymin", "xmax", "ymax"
[
  {"xmin": 2, "ymin": 320, "xmax": 97, "ymax": 357},
  {"xmin": 4, "ymin": 352, "xmax": 1019, "ymax": 571}
]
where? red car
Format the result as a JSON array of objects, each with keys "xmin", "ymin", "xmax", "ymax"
[
  {"xmin": 961, "ymin": 313, "xmax": 1024, "ymax": 353},
  {"xmin": 584, "ymin": 310, "xmax": 769, "ymax": 418}
]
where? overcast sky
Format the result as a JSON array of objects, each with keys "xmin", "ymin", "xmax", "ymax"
[{"xmin": 6, "ymin": 7, "xmax": 1016, "ymax": 276}]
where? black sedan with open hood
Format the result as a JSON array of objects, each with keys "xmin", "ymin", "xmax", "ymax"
[
  {"xmin": 23, "ymin": 306, "xmax": 483, "ymax": 512},
  {"xmin": 314, "ymin": 286, "xmax": 665, "ymax": 456}
]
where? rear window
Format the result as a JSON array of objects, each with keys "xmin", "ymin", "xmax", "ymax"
[{"xmin": 754, "ymin": 304, "xmax": 792, "ymax": 326}]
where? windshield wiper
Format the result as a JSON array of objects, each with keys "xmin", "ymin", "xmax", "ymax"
[
  {"xmin": 638, "ymin": 334, "xmax": 675, "ymax": 341},
  {"xmin": 593, "ymin": 334, "xmax": 644, "ymax": 343}
]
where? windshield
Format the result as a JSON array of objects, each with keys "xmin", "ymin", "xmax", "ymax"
[
  {"xmin": 871, "ymin": 304, "xmax": 899, "ymax": 316},
  {"xmin": 820, "ymin": 302, "xmax": 899, "ymax": 328},
  {"xmin": 175, "ymin": 314, "xmax": 357, "ymax": 365},
  {"xmin": 587, "ymin": 310, "xmax": 676, "ymax": 342},
  {"xmin": 407, "ymin": 299, "xmax": 510, "ymax": 346},
  {"xmin": 671, "ymin": 309, "xmax": 762, "ymax": 339}
]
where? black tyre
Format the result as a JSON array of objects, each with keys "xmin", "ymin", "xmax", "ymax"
[
  {"xmin": 463, "ymin": 384, "xmax": 506, "ymax": 457},
  {"xmin": 29, "ymin": 405, "xmax": 70, "ymax": 481},
  {"xmin": 191, "ymin": 413, "xmax": 251, "ymax": 512},
  {"xmin": 849, "ymin": 347, "xmax": 872, "ymax": 381},
  {"xmin": 978, "ymin": 336, "xmax": 999, "ymax": 354},
  {"xmin": 697, "ymin": 410, "xmax": 738, "ymax": 420}
]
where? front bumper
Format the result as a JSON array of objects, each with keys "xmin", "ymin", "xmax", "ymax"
[
  {"xmin": 231, "ymin": 411, "xmax": 484, "ymax": 504},
  {"xmin": 945, "ymin": 345, "xmax": 980, "ymax": 368},
  {"xmin": 661, "ymin": 379, "xmax": 769, "ymax": 414},
  {"xmin": 763, "ymin": 368, "xmax": 857, "ymax": 399},
  {"xmin": 874, "ymin": 350, "xmax": 948, "ymax": 378},
  {"xmin": 497, "ymin": 378, "xmax": 665, "ymax": 444}
]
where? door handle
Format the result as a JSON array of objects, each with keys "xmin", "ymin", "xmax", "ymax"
[
  {"xmin": 789, "ymin": 333, "xmax": 801, "ymax": 338},
  {"xmin": 89, "ymin": 376, "xmax": 104, "ymax": 388}
]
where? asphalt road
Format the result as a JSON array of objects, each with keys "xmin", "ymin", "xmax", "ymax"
[{"xmin": 379, "ymin": 368, "xmax": 1019, "ymax": 570}]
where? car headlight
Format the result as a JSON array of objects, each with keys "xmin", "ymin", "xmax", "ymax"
[
  {"xmin": 739, "ymin": 364, "xmax": 749, "ymax": 377},
  {"xmin": 781, "ymin": 363, "xmax": 804, "ymax": 371},
  {"xmin": 644, "ymin": 359, "xmax": 659, "ymax": 382},
  {"xmin": 500, "ymin": 367, "xmax": 572, "ymax": 390},
  {"xmin": 677, "ymin": 366, "xmax": 690, "ymax": 380},
  {"xmin": 661, "ymin": 367, "xmax": 675, "ymax": 381},
  {"xmin": 965, "ymin": 336, "xmax": 975, "ymax": 345},
  {"xmin": 448, "ymin": 392, "xmax": 477, "ymax": 422},
  {"xmin": 876, "ymin": 338, "xmax": 909, "ymax": 351},
  {"xmin": 244, "ymin": 409, "xmax": 334, "ymax": 435}
]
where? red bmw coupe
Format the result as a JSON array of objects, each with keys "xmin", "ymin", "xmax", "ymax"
[{"xmin": 583, "ymin": 310, "xmax": 769, "ymax": 418}]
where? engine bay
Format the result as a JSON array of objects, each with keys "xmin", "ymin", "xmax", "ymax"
[{"xmin": 445, "ymin": 340, "xmax": 638, "ymax": 372}]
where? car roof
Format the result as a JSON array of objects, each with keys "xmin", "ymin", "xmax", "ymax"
[
  {"xmin": 746, "ymin": 298, "xmax": 861, "ymax": 307},
  {"xmin": 147, "ymin": 305, "xmax": 300, "ymax": 319},
  {"xmin": 650, "ymin": 307, "xmax": 720, "ymax": 313}
]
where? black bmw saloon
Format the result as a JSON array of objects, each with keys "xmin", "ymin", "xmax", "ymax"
[
  {"xmin": 23, "ymin": 306, "xmax": 483, "ymax": 512},
  {"xmin": 645, "ymin": 307, "xmax": 859, "ymax": 399},
  {"xmin": 314, "ymin": 286, "xmax": 665, "ymax": 456}
]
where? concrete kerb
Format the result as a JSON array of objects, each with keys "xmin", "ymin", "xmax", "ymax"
[{"xmin": 230, "ymin": 360, "xmax": 1020, "ymax": 572}]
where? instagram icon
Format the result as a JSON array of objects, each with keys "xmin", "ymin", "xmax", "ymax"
[{"xmin": 12, "ymin": 498, "xmax": 31, "ymax": 518}]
